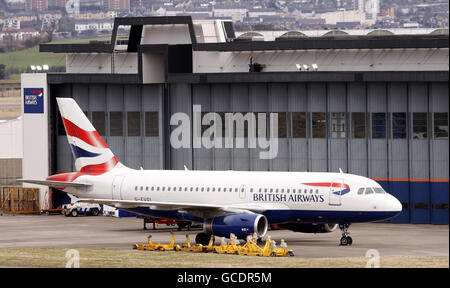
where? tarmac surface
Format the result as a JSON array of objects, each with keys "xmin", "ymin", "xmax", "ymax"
[{"xmin": 0, "ymin": 214, "xmax": 448, "ymax": 258}]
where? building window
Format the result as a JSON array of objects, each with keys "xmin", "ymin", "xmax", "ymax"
[
  {"xmin": 312, "ymin": 112, "xmax": 326, "ymax": 138},
  {"xmin": 434, "ymin": 113, "xmax": 449, "ymax": 139},
  {"xmin": 292, "ymin": 112, "xmax": 306, "ymax": 138},
  {"xmin": 352, "ymin": 112, "xmax": 366, "ymax": 139},
  {"xmin": 127, "ymin": 112, "xmax": 141, "ymax": 136},
  {"xmin": 392, "ymin": 112, "xmax": 407, "ymax": 139},
  {"xmin": 92, "ymin": 111, "xmax": 106, "ymax": 136},
  {"xmin": 145, "ymin": 112, "xmax": 159, "ymax": 137},
  {"xmin": 330, "ymin": 112, "xmax": 346, "ymax": 138},
  {"xmin": 110, "ymin": 111, "xmax": 123, "ymax": 136},
  {"xmin": 413, "ymin": 112, "xmax": 427, "ymax": 139},
  {"xmin": 372, "ymin": 113, "xmax": 386, "ymax": 139}
]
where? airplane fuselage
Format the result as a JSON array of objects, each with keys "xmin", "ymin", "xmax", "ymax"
[{"xmin": 68, "ymin": 168, "xmax": 401, "ymax": 224}]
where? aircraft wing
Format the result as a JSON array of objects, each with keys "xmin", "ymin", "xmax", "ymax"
[
  {"xmin": 77, "ymin": 198, "xmax": 267, "ymax": 214},
  {"xmin": 17, "ymin": 179, "xmax": 92, "ymax": 188}
]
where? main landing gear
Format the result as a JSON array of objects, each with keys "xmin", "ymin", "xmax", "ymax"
[
  {"xmin": 339, "ymin": 223, "xmax": 353, "ymax": 246},
  {"xmin": 195, "ymin": 232, "xmax": 215, "ymax": 246}
]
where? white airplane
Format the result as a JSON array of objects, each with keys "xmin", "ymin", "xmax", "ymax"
[{"xmin": 22, "ymin": 98, "xmax": 402, "ymax": 246}]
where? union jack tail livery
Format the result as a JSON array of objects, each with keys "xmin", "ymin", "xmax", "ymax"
[{"xmin": 57, "ymin": 98, "xmax": 120, "ymax": 174}]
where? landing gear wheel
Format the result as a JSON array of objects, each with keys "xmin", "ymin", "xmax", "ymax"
[
  {"xmin": 195, "ymin": 232, "xmax": 212, "ymax": 246},
  {"xmin": 347, "ymin": 236, "xmax": 353, "ymax": 246},
  {"xmin": 340, "ymin": 236, "xmax": 349, "ymax": 246},
  {"xmin": 338, "ymin": 223, "xmax": 352, "ymax": 246},
  {"xmin": 90, "ymin": 209, "xmax": 99, "ymax": 216}
]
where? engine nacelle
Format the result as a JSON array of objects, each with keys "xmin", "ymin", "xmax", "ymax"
[
  {"xmin": 279, "ymin": 223, "xmax": 338, "ymax": 233},
  {"xmin": 204, "ymin": 214, "xmax": 268, "ymax": 239}
]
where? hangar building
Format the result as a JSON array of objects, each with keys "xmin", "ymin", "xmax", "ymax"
[{"xmin": 21, "ymin": 16, "xmax": 449, "ymax": 224}]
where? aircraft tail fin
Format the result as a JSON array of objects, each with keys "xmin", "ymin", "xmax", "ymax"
[{"xmin": 56, "ymin": 98, "xmax": 120, "ymax": 173}]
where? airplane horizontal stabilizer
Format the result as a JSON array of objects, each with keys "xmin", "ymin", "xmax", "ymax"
[{"xmin": 17, "ymin": 179, "xmax": 92, "ymax": 188}]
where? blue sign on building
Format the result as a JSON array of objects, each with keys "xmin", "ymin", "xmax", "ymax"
[{"xmin": 24, "ymin": 88, "xmax": 44, "ymax": 114}]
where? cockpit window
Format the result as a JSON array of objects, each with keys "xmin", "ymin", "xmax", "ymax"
[
  {"xmin": 365, "ymin": 188, "xmax": 374, "ymax": 194},
  {"xmin": 373, "ymin": 187, "xmax": 385, "ymax": 194},
  {"xmin": 357, "ymin": 188, "xmax": 365, "ymax": 195}
]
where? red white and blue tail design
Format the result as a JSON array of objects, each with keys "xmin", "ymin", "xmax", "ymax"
[{"xmin": 57, "ymin": 98, "xmax": 120, "ymax": 174}]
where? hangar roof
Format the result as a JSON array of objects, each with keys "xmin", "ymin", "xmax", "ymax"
[{"xmin": 40, "ymin": 16, "xmax": 449, "ymax": 54}]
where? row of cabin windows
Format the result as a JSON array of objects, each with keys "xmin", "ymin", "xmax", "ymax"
[{"xmin": 134, "ymin": 186, "xmax": 320, "ymax": 194}]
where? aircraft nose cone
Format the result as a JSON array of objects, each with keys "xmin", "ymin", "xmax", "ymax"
[{"xmin": 393, "ymin": 198, "xmax": 402, "ymax": 212}]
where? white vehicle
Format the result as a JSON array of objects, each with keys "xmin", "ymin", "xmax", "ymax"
[
  {"xmin": 22, "ymin": 98, "xmax": 402, "ymax": 246},
  {"xmin": 62, "ymin": 202, "xmax": 101, "ymax": 217}
]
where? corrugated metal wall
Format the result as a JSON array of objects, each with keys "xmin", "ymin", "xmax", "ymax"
[{"xmin": 50, "ymin": 81, "xmax": 449, "ymax": 224}]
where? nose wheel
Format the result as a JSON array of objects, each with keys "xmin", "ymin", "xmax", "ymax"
[{"xmin": 339, "ymin": 223, "xmax": 353, "ymax": 246}]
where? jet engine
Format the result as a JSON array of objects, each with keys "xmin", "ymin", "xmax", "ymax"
[
  {"xmin": 204, "ymin": 214, "xmax": 268, "ymax": 239},
  {"xmin": 278, "ymin": 223, "xmax": 338, "ymax": 233}
]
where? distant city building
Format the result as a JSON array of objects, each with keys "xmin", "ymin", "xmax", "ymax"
[
  {"xmin": 213, "ymin": 7, "xmax": 248, "ymax": 22},
  {"xmin": 0, "ymin": 28, "xmax": 40, "ymax": 41},
  {"xmin": 356, "ymin": 0, "xmax": 380, "ymax": 20},
  {"xmin": 2, "ymin": 19, "xmax": 21, "ymax": 30},
  {"xmin": 26, "ymin": 0, "xmax": 48, "ymax": 12},
  {"xmin": 108, "ymin": 0, "xmax": 130, "ymax": 12},
  {"xmin": 74, "ymin": 19, "xmax": 114, "ymax": 32}
]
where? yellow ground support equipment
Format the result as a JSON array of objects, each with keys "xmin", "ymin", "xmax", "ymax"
[
  {"xmin": 175, "ymin": 234, "xmax": 215, "ymax": 252},
  {"xmin": 133, "ymin": 232, "xmax": 176, "ymax": 251},
  {"xmin": 133, "ymin": 232, "xmax": 294, "ymax": 257},
  {"xmin": 213, "ymin": 233, "xmax": 242, "ymax": 255},
  {"xmin": 266, "ymin": 238, "xmax": 295, "ymax": 257}
]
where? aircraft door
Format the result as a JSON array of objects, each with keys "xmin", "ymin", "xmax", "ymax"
[
  {"xmin": 112, "ymin": 175, "xmax": 125, "ymax": 200},
  {"xmin": 329, "ymin": 179, "xmax": 343, "ymax": 206},
  {"xmin": 239, "ymin": 185, "xmax": 246, "ymax": 199}
]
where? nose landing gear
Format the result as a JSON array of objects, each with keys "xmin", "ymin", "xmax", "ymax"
[{"xmin": 339, "ymin": 223, "xmax": 353, "ymax": 246}]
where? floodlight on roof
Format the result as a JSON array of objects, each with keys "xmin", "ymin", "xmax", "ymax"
[
  {"xmin": 311, "ymin": 63, "xmax": 318, "ymax": 71},
  {"xmin": 36, "ymin": 66, "xmax": 42, "ymax": 71},
  {"xmin": 302, "ymin": 64, "xmax": 309, "ymax": 71},
  {"xmin": 43, "ymin": 64, "xmax": 49, "ymax": 70},
  {"xmin": 295, "ymin": 64, "xmax": 301, "ymax": 71},
  {"xmin": 30, "ymin": 65, "xmax": 36, "ymax": 71}
]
